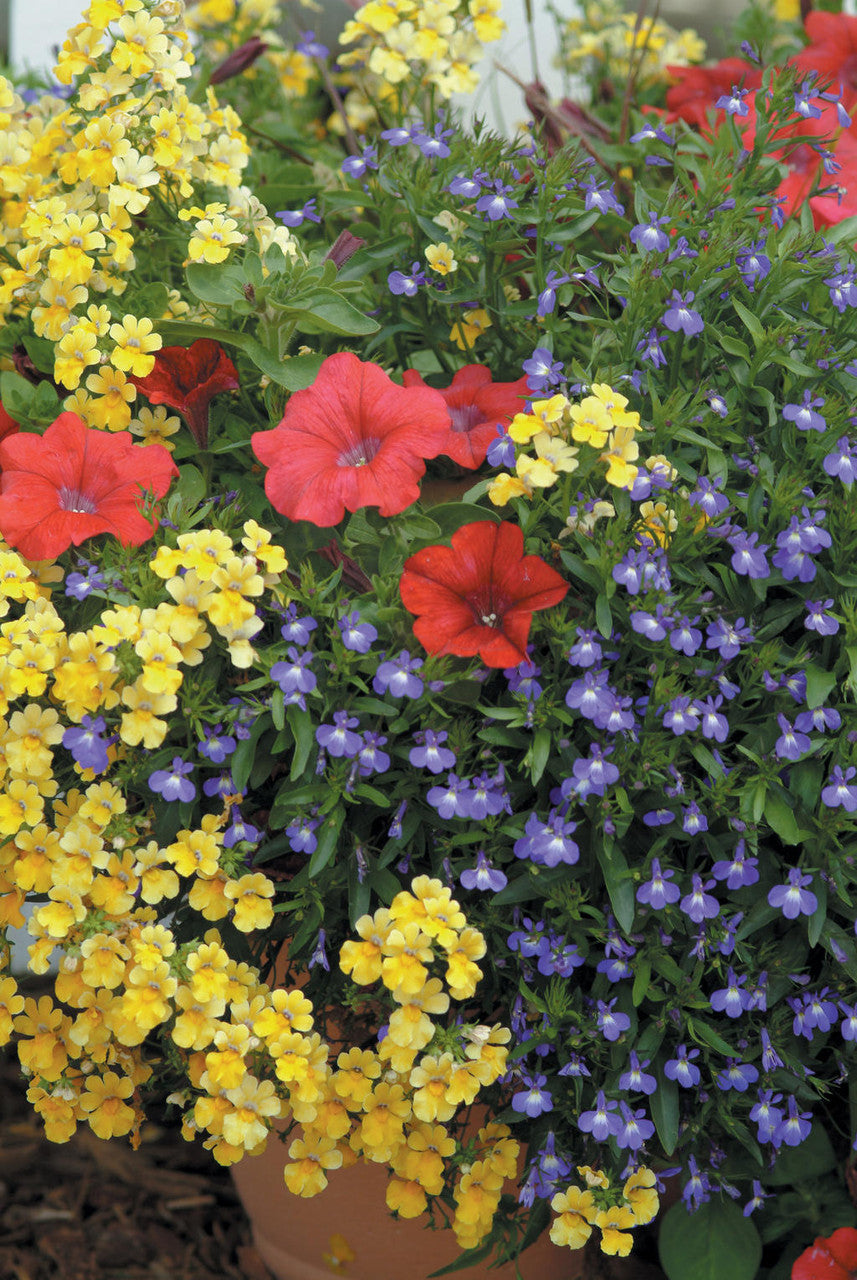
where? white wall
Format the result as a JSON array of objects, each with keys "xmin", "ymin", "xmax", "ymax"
[{"xmin": 10, "ymin": 0, "xmax": 84, "ymax": 71}]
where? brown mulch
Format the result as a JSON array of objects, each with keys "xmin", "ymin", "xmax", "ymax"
[{"xmin": 0, "ymin": 1033, "xmax": 275, "ymax": 1280}]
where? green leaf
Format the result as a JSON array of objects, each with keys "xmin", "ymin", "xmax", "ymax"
[
  {"xmin": 688, "ymin": 1018, "xmax": 734, "ymax": 1057},
  {"xmin": 288, "ymin": 704, "xmax": 315, "ymax": 780},
  {"xmin": 804, "ymin": 664, "xmax": 837, "ymax": 709},
  {"xmin": 0, "ymin": 371, "xmax": 35, "ymax": 421},
  {"xmin": 283, "ymin": 288, "xmax": 379, "ymax": 336},
  {"xmin": 186, "ymin": 261, "xmax": 245, "ymax": 305},
  {"xmin": 632, "ymin": 958, "xmax": 651, "ymax": 1007},
  {"xmin": 239, "ymin": 338, "xmax": 324, "ymax": 391},
  {"xmin": 419, "ymin": 501, "xmax": 497, "ymax": 536},
  {"xmin": 230, "ymin": 713, "xmax": 271, "ymax": 793},
  {"xmin": 595, "ymin": 592, "xmax": 613, "ymax": 640},
  {"xmin": 650, "ymin": 1075, "xmax": 679, "ymax": 1155},
  {"xmin": 596, "ymin": 840, "xmax": 635, "ymax": 933},
  {"xmin": 765, "ymin": 1124, "xmax": 837, "ymax": 1185},
  {"xmin": 732, "ymin": 297, "xmax": 766, "ymax": 345},
  {"xmin": 807, "ymin": 879, "xmax": 828, "ymax": 948},
  {"xmin": 659, "ymin": 1197, "xmax": 761, "ymax": 1280},
  {"xmin": 765, "ymin": 790, "xmax": 809, "ymax": 846},
  {"xmin": 308, "ymin": 807, "xmax": 345, "ymax": 876},
  {"xmin": 528, "ymin": 728, "xmax": 551, "ymax": 785}
]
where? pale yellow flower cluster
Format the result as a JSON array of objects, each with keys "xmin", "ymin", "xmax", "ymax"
[
  {"xmin": 280, "ymin": 875, "xmax": 516, "ymax": 1252},
  {"xmin": 0, "ymin": 0, "xmax": 296, "ymax": 432},
  {"xmin": 565, "ymin": 1, "xmax": 705, "ymax": 84},
  {"xmin": 488, "ymin": 382, "xmax": 644, "ymax": 506},
  {"xmin": 338, "ymin": 0, "xmax": 505, "ymax": 104}
]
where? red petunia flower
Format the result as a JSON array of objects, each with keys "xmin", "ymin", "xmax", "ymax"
[
  {"xmin": 0, "ymin": 400, "xmax": 19, "ymax": 445},
  {"xmin": 793, "ymin": 1228, "xmax": 857, "ymax": 1280},
  {"xmin": 0, "ymin": 412, "xmax": 178, "ymax": 561},
  {"xmin": 399, "ymin": 520, "xmax": 569, "ymax": 668},
  {"xmin": 129, "ymin": 339, "xmax": 239, "ymax": 448},
  {"xmin": 402, "ymin": 365, "xmax": 530, "ymax": 469},
  {"xmin": 251, "ymin": 352, "xmax": 451, "ymax": 527},
  {"xmin": 792, "ymin": 11, "xmax": 857, "ymax": 107},
  {"xmin": 665, "ymin": 58, "xmax": 762, "ymax": 132}
]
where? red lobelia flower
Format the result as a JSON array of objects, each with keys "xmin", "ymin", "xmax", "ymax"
[
  {"xmin": 129, "ymin": 339, "xmax": 239, "ymax": 448},
  {"xmin": 251, "ymin": 352, "xmax": 451, "ymax": 526},
  {"xmin": 793, "ymin": 1228, "xmax": 857, "ymax": 1280},
  {"xmin": 399, "ymin": 520, "xmax": 569, "ymax": 668},
  {"xmin": 402, "ymin": 365, "xmax": 529, "ymax": 469},
  {"xmin": 0, "ymin": 412, "xmax": 178, "ymax": 561}
]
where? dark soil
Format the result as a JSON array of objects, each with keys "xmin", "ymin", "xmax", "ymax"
[{"xmin": 0, "ymin": 1031, "xmax": 274, "ymax": 1280}]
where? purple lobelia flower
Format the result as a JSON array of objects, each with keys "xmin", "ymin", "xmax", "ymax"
[
  {"xmin": 680, "ymin": 876, "xmax": 720, "ymax": 923},
  {"xmin": 705, "ymin": 616, "xmax": 753, "ymax": 659},
  {"xmin": 63, "ymin": 715, "xmax": 110, "ymax": 773},
  {"xmin": 198, "ymin": 723, "xmax": 237, "ymax": 763},
  {"xmin": 373, "ymin": 651, "xmax": 424, "ymax": 699},
  {"xmin": 388, "ymin": 262, "xmax": 427, "ymax": 296},
  {"xmin": 783, "ymin": 391, "xmax": 826, "ymax": 433},
  {"xmin": 670, "ymin": 616, "xmax": 703, "ymax": 656},
  {"xmin": 426, "ymin": 772, "xmax": 471, "ymax": 819},
  {"xmin": 715, "ymin": 1059, "xmax": 759, "ymax": 1092},
  {"xmin": 357, "ymin": 731, "xmax": 390, "ymax": 776},
  {"xmin": 823, "ymin": 436, "xmax": 857, "ymax": 485},
  {"xmin": 750, "ymin": 1090, "xmax": 783, "ymax": 1142},
  {"xmin": 689, "ymin": 475, "xmax": 730, "ymax": 517},
  {"xmin": 695, "ymin": 695, "xmax": 729, "ymax": 742},
  {"xmin": 821, "ymin": 765, "xmax": 857, "ymax": 811},
  {"xmin": 774, "ymin": 1096, "xmax": 812, "ymax": 1147},
  {"xmin": 736, "ymin": 237, "xmax": 771, "ymax": 286},
  {"xmin": 728, "ymin": 530, "xmax": 770, "ymax": 578},
  {"xmin": 662, "ymin": 290, "xmax": 704, "ymax": 337},
  {"xmin": 476, "ymin": 180, "xmax": 518, "ymax": 221},
  {"xmin": 710, "ymin": 968, "xmax": 752, "ymax": 1018},
  {"xmin": 744, "ymin": 1181, "xmax": 773, "ymax": 1217},
  {"xmin": 148, "ymin": 756, "xmax": 196, "ymax": 803},
  {"xmin": 682, "ymin": 802, "xmax": 708, "ymax": 835},
  {"xmin": 616, "ymin": 1102, "xmax": 655, "ymax": 1151},
  {"xmin": 597, "ymin": 998, "xmax": 631, "ymax": 1042},
  {"xmin": 409, "ymin": 729, "xmax": 456, "ymax": 774},
  {"xmin": 629, "ymin": 212, "xmax": 671, "ymax": 252},
  {"xmin": 460, "ymin": 850, "xmax": 507, "ymax": 893},
  {"xmin": 636, "ymin": 328, "xmax": 667, "ymax": 368},
  {"xmin": 716, "ymin": 84, "xmax": 751, "ymax": 115},
  {"xmin": 637, "ymin": 858, "xmax": 680, "ymax": 909},
  {"xmin": 568, "ymin": 627, "xmax": 603, "ymax": 668},
  {"xmin": 768, "ymin": 868, "xmax": 818, "ymax": 918},
  {"xmin": 804, "ymin": 599, "xmax": 839, "ymax": 635},
  {"xmin": 223, "ymin": 809, "xmax": 261, "ymax": 847},
  {"xmin": 619, "ymin": 1051, "xmax": 657, "ymax": 1095},
  {"xmin": 712, "ymin": 840, "xmax": 759, "ymax": 889},
  {"xmin": 286, "ymin": 813, "xmax": 319, "ymax": 855},
  {"xmin": 522, "ymin": 346, "xmax": 563, "ymax": 392},
  {"xmin": 664, "ymin": 1045, "xmax": 700, "ymax": 1087},
  {"xmin": 774, "ymin": 714, "xmax": 811, "ymax": 761},
  {"xmin": 512, "ymin": 1072, "xmax": 553, "ymax": 1117},
  {"xmin": 515, "ymin": 811, "xmax": 580, "ymax": 866},
  {"xmin": 578, "ymin": 1091, "xmax": 623, "ymax": 1140},
  {"xmin": 271, "ymin": 647, "xmax": 316, "ymax": 696},
  {"xmin": 538, "ymin": 933, "xmax": 584, "ymax": 977},
  {"xmin": 662, "ymin": 696, "xmax": 700, "ymax": 736},
  {"xmin": 316, "ymin": 710, "xmax": 362, "ymax": 758},
  {"xmin": 280, "ymin": 604, "xmax": 318, "ymax": 645},
  {"xmin": 682, "ymin": 1157, "xmax": 712, "ymax": 1211},
  {"xmin": 338, "ymin": 611, "xmax": 378, "ymax": 652}
]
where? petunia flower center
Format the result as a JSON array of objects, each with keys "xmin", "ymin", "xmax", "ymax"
[
  {"xmin": 338, "ymin": 437, "xmax": 381, "ymax": 468},
  {"xmin": 58, "ymin": 486, "xmax": 98, "ymax": 515},
  {"xmin": 469, "ymin": 590, "xmax": 506, "ymax": 628},
  {"xmin": 447, "ymin": 404, "xmax": 481, "ymax": 434}
]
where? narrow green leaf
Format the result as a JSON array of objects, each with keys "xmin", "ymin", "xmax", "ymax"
[
  {"xmin": 632, "ymin": 959, "xmax": 651, "ymax": 1007},
  {"xmin": 732, "ymin": 297, "xmax": 766, "ymax": 344},
  {"xmin": 528, "ymin": 728, "xmax": 551, "ymax": 785},
  {"xmin": 807, "ymin": 879, "xmax": 827, "ymax": 948},
  {"xmin": 595, "ymin": 592, "xmax": 613, "ymax": 640},
  {"xmin": 805, "ymin": 664, "xmax": 837, "ymax": 709},
  {"xmin": 288, "ymin": 704, "xmax": 315, "ymax": 780},
  {"xmin": 308, "ymin": 807, "xmax": 345, "ymax": 877},
  {"xmin": 650, "ymin": 1075, "xmax": 679, "ymax": 1155},
  {"xmin": 596, "ymin": 840, "xmax": 635, "ymax": 933}
]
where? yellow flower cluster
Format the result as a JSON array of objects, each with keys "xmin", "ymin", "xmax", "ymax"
[
  {"xmin": 550, "ymin": 1165, "xmax": 659, "ymax": 1256},
  {"xmin": 564, "ymin": 1, "xmax": 705, "ymax": 84},
  {"xmin": 0, "ymin": 0, "xmax": 295, "ymax": 431},
  {"xmin": 488, "ymin": 383, "xmax": 644, "ymax": 506},
  {"xmin": 338, "ymin": 0, "xmax": 505, "ymax": 103},
  {"xmin": 0, "ymin": 522, "xmax": 306, "ymax": 1152},
  {"xmin": 278, "ymin": 876, "xmax": 515, "ymax": 1250}
]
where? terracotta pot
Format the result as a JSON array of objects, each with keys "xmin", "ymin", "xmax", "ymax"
[{"xmin": 231, "ymin": 1136, "xmax": 579, "ymax": 1280}]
